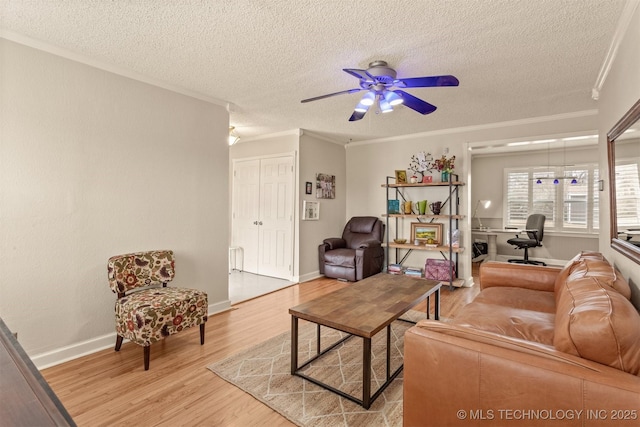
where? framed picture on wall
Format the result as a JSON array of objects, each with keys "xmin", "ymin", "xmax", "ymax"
[
  {"xmin": 303, "ymin": 200, "xmax": 320, "ymax": 220},
  {"xmin": 316, "ymin": 173, "xmax": 335, "ymax": 199},
  {"xmin": 305, "ymin": 182, "xmax": 313, "ymax": 194}
]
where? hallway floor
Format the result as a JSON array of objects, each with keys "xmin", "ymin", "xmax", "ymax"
[{"xmin": 228, "ymin": 270, "xmax": 297, "ymax": 304}]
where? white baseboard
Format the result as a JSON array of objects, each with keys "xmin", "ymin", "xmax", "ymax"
[
  {"xmin": 32, "ymin": 300, "xmax": 232, "ymax": 370},
  {"xmin": 494, "ymin": 255, "xmax": 568, "ymax": 267},
  {"xmin": 299, "ymin": 271, "xmax": 322, "ymax": 283}
]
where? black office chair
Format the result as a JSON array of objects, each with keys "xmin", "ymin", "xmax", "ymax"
[{"xmin": 507, "ymin": 214, "xmax": 546, "ymax": 266}]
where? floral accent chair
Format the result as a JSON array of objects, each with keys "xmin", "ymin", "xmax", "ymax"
[{"xmin": 107, "ymin": 250, "xmax": 208, "ymax": 370}]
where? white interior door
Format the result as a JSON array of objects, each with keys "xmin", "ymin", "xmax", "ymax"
[
  {"xmin": 232, "ymin": 159, "xmax": 260, "ymax": 273},
  {"xmin": 258, "ymin": 156, "xmax": 294, "ymax": 278},
  {"xmin": 232, "ymin": 155, "xmax": 294, "ymax": 279}
]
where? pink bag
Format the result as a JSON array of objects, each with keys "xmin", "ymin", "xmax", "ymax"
[{"xmin": 424, "ymin": 258, "xmax": 455, "ymax": 281}]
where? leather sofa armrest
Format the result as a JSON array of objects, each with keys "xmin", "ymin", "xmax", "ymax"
[
  {"xmin": 479, "ymin": 261, "xmax": 560, "ymax": 292},
  {"xmin": 404, "ymin": 321, "xmax": 640, "ymax": 427},
  {"xmin": 322, "ymin": 237, "xmax": 346, "ymax": 250}
]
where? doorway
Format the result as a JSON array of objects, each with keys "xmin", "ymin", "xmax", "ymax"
[{"xmin": 232, "ymin": 154, "xmax": 295, "ymax": 281}]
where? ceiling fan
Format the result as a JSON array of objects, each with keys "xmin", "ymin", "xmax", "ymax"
[{"xmin": 301, "ymin": 60, "xmax": 459, "ymax": 121}]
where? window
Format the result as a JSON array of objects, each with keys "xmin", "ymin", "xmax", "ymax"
[
  {"xmin": 615, "ymin": 160, "xmax": 640, "ymax": 229},
  {"xmin": 504, "ymin": 165, "xmax": 599, "ymax": 232}
]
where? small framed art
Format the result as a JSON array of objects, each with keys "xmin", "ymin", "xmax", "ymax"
[
  {"xmin": 303, "ymin": 200, "xmax": 320, "ymax": 220},
  {"xmin": 411, "ymin": 222, "xmax": 444, "ymax": 245},
  {"xmin": 316, "ymin": 173, "xmax": 335, "ymax": 199},
  {"xmin": 395, "ymin": 170, "xmax": 407, "ymax": 184},
  {"xmin": 305, "ymin": 182, "xmax": 313, "ymax": 194}
]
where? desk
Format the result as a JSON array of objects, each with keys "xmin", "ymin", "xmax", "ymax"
[{"xmin": 471, "ymin": 228, "xmax": 523, "ymax": 261}]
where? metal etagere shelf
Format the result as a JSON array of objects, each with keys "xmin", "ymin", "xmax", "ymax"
[{"xmin": 382, "ymin": 173, "xmax": 465, "ymax": 289}]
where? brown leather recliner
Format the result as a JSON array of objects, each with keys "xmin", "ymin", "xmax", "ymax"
[{"xmin": 318, "ymin": 216, "xmax": 385, "ymax": 282}]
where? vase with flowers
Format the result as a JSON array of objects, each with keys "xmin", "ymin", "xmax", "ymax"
[{"xmin": 430, "ymin": 155, "xmax": 456, "ymax": 182}]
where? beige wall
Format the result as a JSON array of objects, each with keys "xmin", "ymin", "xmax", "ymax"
[
  {"xmin": 598, "ymin": 3, "xmax": 640, "ymax": 307},
  {"xmin": 0, "ymin": 39, "xmax": 230, "ymax": 366},
  {"xmin": 298, "ymin": 132, "xmax": 346, "ymax": 281}
]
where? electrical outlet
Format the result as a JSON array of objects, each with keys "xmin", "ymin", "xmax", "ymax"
[{"xmin": 443, "ymin": 147, "xmax": 449, "ymax": 154}]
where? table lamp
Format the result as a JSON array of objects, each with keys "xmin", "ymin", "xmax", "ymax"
[{"xmin": 473, "ymin": 200, "xmax": 491, "ymax": 230}]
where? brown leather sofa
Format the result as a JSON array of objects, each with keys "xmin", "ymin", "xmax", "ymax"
[
  {"xmin": 318, "ymin": 216, "xmax": 385, "ymax": 282},
  {"xmin": 404, "ymin": 252, "xmax": 640, "ymax": 426}
]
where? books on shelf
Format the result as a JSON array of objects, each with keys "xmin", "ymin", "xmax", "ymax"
[
  {"xmin": 388, "ymin": 264, "xmax": 424, "ymax": 278},
  {"xmin": 388, "ymin": 264, "xmax": 403, "ymax": 274},
  {"xmin": 404, "ymin": 267, "xmax": 423, "ymax": 278}
]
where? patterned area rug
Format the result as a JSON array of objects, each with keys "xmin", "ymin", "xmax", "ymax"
[{"xmin": 208, "ymin": 310, "xmax": 429, "ymax": 427}]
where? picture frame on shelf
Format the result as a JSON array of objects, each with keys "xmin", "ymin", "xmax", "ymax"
[
  {"xmin": 394, "ymin": 170, "xmax": 407, "ymax": 184},
  {"xmin": 302, "ymin": 200, "xmax": 320, "ymax": 220},
  {"xmin": 411, "ymin": 222, "xmax": 444, "ymax": 245}
]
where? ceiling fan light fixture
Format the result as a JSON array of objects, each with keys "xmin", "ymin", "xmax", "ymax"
[
  {"xmin": 360, "ymin": 91, "xmax": 376, "ymax": 106},
  {"xmin": 379, "ymin": 98, "xmax": 393, "ymax": 113},
  {"xmin": 354, "ymin": 101, "xmax": 369, "ymax": 113},
  {"xmin": 384, "ymin": 90, "xmax": 403, "ymax": 106}
]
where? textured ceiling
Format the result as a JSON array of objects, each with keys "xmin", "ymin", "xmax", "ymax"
[{"xmin": 0, "ymin": 0, "xmax": 627, "ymax": 143}]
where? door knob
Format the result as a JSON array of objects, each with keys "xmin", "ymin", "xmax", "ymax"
[{"xmin": 258, "ymin": 221, "xmax": 263, "ymax": 225}]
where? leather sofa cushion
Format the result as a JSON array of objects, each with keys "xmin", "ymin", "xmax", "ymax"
[
  {"xmin": 452, "ymin": 302, "xmax": 555, "ymax": 346},
  {"xmin": 323, "ymin": 248, "xmax": 355, "ymax": 268},
  {"xmin": 568, "ymin": 259, "xmax": 631, "ymax": 299},
  {"xmin": 554, "ymin": 275, "xmax": 640, "ymax": 375},
  {"xmin": 553, "ymin": 251, "xmax": 631, "ymax": 303},
  {"xmin": 473, "ymin": 287, "xmax": 556, "ymax": 314}
]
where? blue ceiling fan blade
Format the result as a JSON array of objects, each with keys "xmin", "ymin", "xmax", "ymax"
[
  {"xmin": 397, "ymin": 75, "xmax": 459, "ymax": 88},
  {"xmin": 343, "ymin": 68, "xmax": 375, "ymax": 81},
  {"xmin": 394, "ymin": 90, "xmax": 437, "ymax": 115},
  {"xmin": 301, "ymin": 88, "xmax": 363, "ymax": 103},
  {"xmin": 349, "ymin": 109, "xmax": 367, "ymax": 121}
]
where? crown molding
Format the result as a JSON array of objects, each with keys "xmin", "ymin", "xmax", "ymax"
[
  {"xmin": 347, "ymin": 110, "xmax": 598, "ymax": 147},
  {"xmin": 299, "ymin": 130, "xmax": 346, "ymax": 146},
  {"xmin": 592, "ymin": 0, "xmax": 640, "ymax": 100},
  {"xmin": 0, "ymin": 29, "xmax": 230, "ymax": 108},
  {"xmin": 239, "ymin": 128, "xmax": 302, "ymax": 143}
]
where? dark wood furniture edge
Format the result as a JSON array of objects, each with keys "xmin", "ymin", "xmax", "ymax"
[{"xmin": 0, "ymin": 317, "xmax": 76, "ymax": 426}]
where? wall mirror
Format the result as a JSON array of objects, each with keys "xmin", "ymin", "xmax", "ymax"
[{"xmin": 608, "ymin": 98, "xmax": 640, "ymax": 263}]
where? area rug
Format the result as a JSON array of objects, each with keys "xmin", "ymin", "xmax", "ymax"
[{"xmin": 208, "ymin": 310, "xmax": 430, "ymax": 427}]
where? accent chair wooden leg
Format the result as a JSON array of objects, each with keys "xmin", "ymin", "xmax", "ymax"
[
  {"xmin": 200, "ymin": 323, "xmax": 205, "ymax": 345},
  {"xmin": 115, "ymin": 335, "xmax": 123, "ymax": 351},
  {"xmin": 144, "ymin": 346, "xmax": 150, "ymax": 371}
]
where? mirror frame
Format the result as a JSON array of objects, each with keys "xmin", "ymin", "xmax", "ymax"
[{"xmin": 608, "ymin": 98, "xmax": 640, "ymax": 264}]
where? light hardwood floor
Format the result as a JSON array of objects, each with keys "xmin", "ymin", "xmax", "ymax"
[{"xmin": 42, "ymin": 274, "xmax": 480, "ymax": 426}]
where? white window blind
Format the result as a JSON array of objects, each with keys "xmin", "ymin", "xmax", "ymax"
[
  {"xmin": 563, "ymin": 169, "xmax": 587, "ymax": 229},
  {"xmin": 504, "ymin": 165, "xmax": 599, "ymax": 232},
  {"xmin": 505, "ymin": 172, "xmax": 529, "ymax": 225},
  {"xmin": 593, "ymin": 168, "xmax": 600, "ymax": 230}
]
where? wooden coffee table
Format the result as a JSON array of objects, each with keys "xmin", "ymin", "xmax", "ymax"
[{"xmin": 289, "ymin": 273, "xmax": 441, "ymax": 409}]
